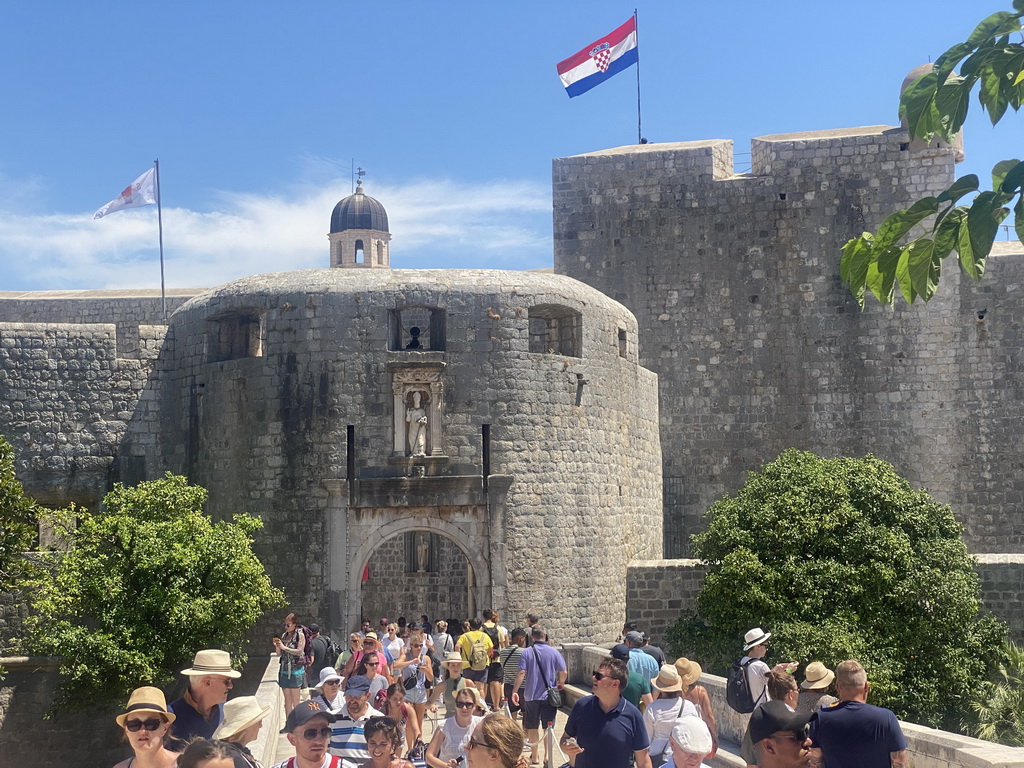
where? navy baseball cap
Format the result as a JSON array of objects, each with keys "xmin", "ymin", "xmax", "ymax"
[{"xmin": 280, "ymin": 700, "xmax": 337, "ymax": 733}]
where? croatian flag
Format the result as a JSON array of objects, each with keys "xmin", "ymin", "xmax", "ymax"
[{"xmin": 557, "ymin": 16, "xmax": 638, "ymax": 98}]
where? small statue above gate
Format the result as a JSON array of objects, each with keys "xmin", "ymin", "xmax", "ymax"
[{"xmin": 392, "ymin": 366, "xmax": 445, "ymax": 458}]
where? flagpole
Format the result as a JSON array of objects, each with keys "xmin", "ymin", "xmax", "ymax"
[
  {"xmin": 154, "ymin": 159, "xmax": 167, "ymax": 323},
  {"xmin": 634, "ymin": 8, "xmax": 643, "ymax": 144}
]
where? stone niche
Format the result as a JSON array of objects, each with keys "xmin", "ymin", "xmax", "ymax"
[{"xmin": 391, "ymin": 365, "xmax": 446, "ymax": 459}]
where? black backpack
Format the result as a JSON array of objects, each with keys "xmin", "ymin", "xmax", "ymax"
[{"xmin": 726, "ymin": 658, "xmax": 764, "ymax": 713}]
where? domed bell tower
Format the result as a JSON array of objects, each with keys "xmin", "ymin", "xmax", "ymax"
[{"xmin": 329, "ymin": 180, "xmax": 392, "ymax": 268}]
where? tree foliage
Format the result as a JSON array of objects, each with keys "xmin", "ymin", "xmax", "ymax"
[
  {"xmin": 841, "ymin": 3, "xmax": 1024, "ymax": 306},
  {"xmin": 0, "ymin": 435, "xmax": 39, "ymax": 594},
  {"xmin": 971, "ymin": 641, "xmax": 1024, "ymax": 745},
  {"xmin": 25, "ymin": 473, "xmax": 285, "ymax": 714},
  {"xmin": 666, "ymin": 449, "xmax": 1007, "ymax": 730}
]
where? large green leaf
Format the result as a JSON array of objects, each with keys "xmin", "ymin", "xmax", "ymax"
[
  {"xmin": 901, "ymin": 71, "xmax": 940, "ymax": 140},
  {"xmin": 979, "ymin": 66, "xmax": 1010, "ymax": 124},
  {"xmin": 1015, "ymin": 196, "xmax": 1024, "ymax": 243},
  {"xmin": 937, "ymin": 174, "xmax": 980, "ymax": 205},
  {"xmin": 992, "ymin": 159, "xmax": 1022, "ymax": 191},
  {"xmin": 999, "ymin": 160, "xmax": 1024, "ymax": 193},
  {"xmin": 935, "ymin": 208, "xmax": 968, "ymax": 261},
  {"xmin": 865, "ymin": 258, "xmax": 897, "ymax": 305},
  {"xmin": 935, "ymin": 74, "xmax": 973, "ymax": 137},
  {"xmin": 840, "ymin": 236, "xmax": 874, "ymax": 304},
  {"xmin": 1015, "ymin": 0, "xmax": 1024, "ymax": 15},
  {"xmin": 874, "ymin": 198, "xmax": 939, "ymax": 250},
  {"xmin": 894, "ymin": 249, "xmax": 917, "ymax": 304},
  {"xmin": 905, "ymin": 239, "xmax": 941, "ymax": 301},
  {"xmin": 967, "ymin": 11, "xmax": 1023, "ymax": 47}
]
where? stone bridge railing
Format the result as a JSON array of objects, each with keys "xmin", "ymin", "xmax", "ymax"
[{"xmin": 558, "ymin": 644, "xmax": 1024, "ymax": 768}]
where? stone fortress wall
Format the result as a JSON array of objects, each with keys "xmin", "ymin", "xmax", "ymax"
[
  {"xmin": 553, "ymin": 125, "xmax": 1024, "ymax": 560},
  {"xmin": 0, "ymin": 271, "xmax": 662, "ymax": 649}
]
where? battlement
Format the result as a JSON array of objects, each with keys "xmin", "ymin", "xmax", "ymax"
[{"xmin": 556, "ymin": 124, "xmax": 959, "ymax": 187}]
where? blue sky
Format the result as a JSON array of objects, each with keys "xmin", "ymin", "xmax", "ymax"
[{"xmin": 0, "ymin": 2, "xmax": 1017, "ymax": 291}]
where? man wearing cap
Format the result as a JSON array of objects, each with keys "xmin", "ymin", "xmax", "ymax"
[
  {"xmin": 664, "ymin": 717, "xmax": 714, "ymax": 768},
  {"xmin": 610, "ymin": 644, "xmax": 653, "ymax": 709},
  {"xmin": 808, "ymin": 660, "xmax": 908, "ymax": 768},
  {"xmin": 169, "ymin": 649, "xmax": 241, "ymax": 743},
  {"xmin": 561, "ymin": 657, "xmax": 651, "ymax": 768},
  {"xmin": 625, "ymin": 631, "xmax": 660, "ymax": 681},
  {"xmin": 272, "ymin": 700, "xmax": 346, "ymax": 768},
  {"xmin": 749, "ymin": 700, "xmax": 813, "ymax": 768},
  {"xmin": 329, "ymin": 674, "xmax": 384, "ymax": 761}
]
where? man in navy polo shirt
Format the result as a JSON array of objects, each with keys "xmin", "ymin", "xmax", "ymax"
[
  {"xmin": 809, "ymin": 660, "xmax": 907, "ymax": 768},
  {"xmin": 561, "ymin": 657, "xmax": 651, "ymax": 768}
]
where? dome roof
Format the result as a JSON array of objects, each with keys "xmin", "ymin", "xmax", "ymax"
[{"xmin": 330, "ymin": 182, "xmax": 389, "ymax": 234}]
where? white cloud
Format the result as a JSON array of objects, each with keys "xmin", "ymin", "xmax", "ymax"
[{"xmin": 0, "ymin": 176, "xmax": 554, "ymax": 291}]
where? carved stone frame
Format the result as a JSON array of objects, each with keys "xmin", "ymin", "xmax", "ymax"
[{"xmin": 392, "ymin": 366, "xmax": 444, "ymax": 456}]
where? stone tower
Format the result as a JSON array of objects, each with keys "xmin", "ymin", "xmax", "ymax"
[{"xmin": 329, "ymin": 180, "xmax": 392, "ymax": 268}]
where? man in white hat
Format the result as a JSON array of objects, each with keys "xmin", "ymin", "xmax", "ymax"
[
  {"xmin": 169, "ymin": 648, "xmax": 242, "ymax": 743},
  {"xmin": 665, "ymin": 716, "xmax": 714, "ymax": 768},
  {"xmin": 740, "ymin": 628, "xmax": 774, "ymax": 709}
]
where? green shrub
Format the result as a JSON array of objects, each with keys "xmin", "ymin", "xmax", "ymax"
[
  {"xmin": 971, "ymin": 641, "xmax": 1024, "ymax": 746},
  {"xmin": 0, "ymin": 435, "xmax": 39, "ymax": 594},
  {"xmin": 25, "ymin": 473, "xmax": 285, "ymax": 714},
  {"xmin": 667, "ymin": 449, "xmax": 1006, "ymax": 730}
]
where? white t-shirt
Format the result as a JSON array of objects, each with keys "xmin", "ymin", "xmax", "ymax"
[
  {"xmin": 740, "ymin": 656, "xmax": 771, "ymax": 706},
  {"xmin": 643, "ymin": 697, "xmax": 700, "ymax": 759},
  {"xmin": 438, "ymin": 715, "xmax": 484, "ymax": 763}
]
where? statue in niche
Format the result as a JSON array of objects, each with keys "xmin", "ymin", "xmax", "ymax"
[
  {"xmin": 406, "ymin": 390, "xmax": 428, "ymax": 457},
  {"xmin": 416, "ymin": 533, "xmax": 430, "ymax": 572},
  {"xmin": 406, "ymin": 326, "xmax": 422, "ymax": 349}
]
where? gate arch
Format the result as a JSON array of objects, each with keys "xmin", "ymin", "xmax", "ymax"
[{"xmin": 346, "ymin": 514, "xmax": 491, "ymax": 632}]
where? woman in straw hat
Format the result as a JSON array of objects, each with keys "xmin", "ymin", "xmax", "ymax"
[
  {"xmin": 796, "ymin": 661, "xmax": 838, "ymax": 715},
  {"xmin": 644, "ymin": 665, "xmax": 700, "ymax": 767},
  {"xmin": 213, "ymin": 695, "xmax": 271, "ymax": 767},
  {"xmin": 113, "ymin": 686, "xmax": 180, "ymax": 768},
  {"xmin": 676, "ymin": 657, "xmax": 718, "ymax": 758}
]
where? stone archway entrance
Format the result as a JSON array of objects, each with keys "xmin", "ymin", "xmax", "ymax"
[
  {"xmin": 360, "ymin": 531, "xmax": 474, "ymax": 624},
  {"xmin": 322, "ymin": 475, "xmax": 512, "ymax": 638}
]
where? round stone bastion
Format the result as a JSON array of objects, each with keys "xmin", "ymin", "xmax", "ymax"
[{"xmin": 159, "ymin": 269, "xmax": 662, "ymax": 643}]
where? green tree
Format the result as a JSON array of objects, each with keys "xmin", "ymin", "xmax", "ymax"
[
  {"xmin": 25, "ymin": 473, "xmax": 285, "ymax": 714},
  {"xmin": 667, "ymin": 449, "xmax": 1007, "ymax": 730},
  {"xmin": 841, "ymin": 3, "xmax": 1024, "ymax": 306},
  {"xmin": 0, "ymin": 435, "xmax": 39, "ymax": 594},
  {"xmin": 971, "ymin": 640, "xmax": 1024, "ymax": 745}
]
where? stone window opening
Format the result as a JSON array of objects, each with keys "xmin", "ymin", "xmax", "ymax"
[
  {"xmin": 208, "ymin": 310, "xmax": 264, "ymax": 362},
  {"xmin": 355, "ymin": 239, "xmax": 365, "ymax": 264},
  {"xmin": 389, "ymin": 306, "xmax": 446, "ymax": 351},
  {"xmin": 376, "ymin": 241, "xmax": 384, "ymax": 265},
  {"xmin": 618, "ymin": 327, "xmax": 627, "ymax": 358},
  {"xmin": 528, "ymin": 304, "xmax": 582, "ymax": 357}
]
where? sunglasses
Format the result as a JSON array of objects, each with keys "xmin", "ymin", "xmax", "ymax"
[
  {"xmin": 466, "ymin": 739, "xmax": 493, "ymax": 750},
  {"xmin": 365, "ymin": 661, "xmax": 380, "ymax": 667},
  {"xmin": 126, "ymin": 718, "xmax": 163, "ymax": 732},
  {"xmin": 455, "ymin": 700, "xmax": 475, "ymax": 709},
  {"xmin": 592, "ymin": 670, "xmax": 608, "ymax": 681},
  {"xmin": 773, "ymin": 730, "xmax": 808, "ymax": 744},
  {"xmin": 301, "ymin": 726, "xmax": 333, "ymax": 741}
]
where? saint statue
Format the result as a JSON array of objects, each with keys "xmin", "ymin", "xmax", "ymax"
[
  {"xmin": 406, "ymin": 390, "xmax": 428, "ymax": 457},
  {"xmin": 416, "ymin": 533, "xmax": 430, "ymax": 572}
]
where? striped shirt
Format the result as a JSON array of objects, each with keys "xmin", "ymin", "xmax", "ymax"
[{"xmin": 328, "ymin": 705, "xmax": 384, "ymax": 761}]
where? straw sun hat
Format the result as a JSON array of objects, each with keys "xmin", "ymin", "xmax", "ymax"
[
  {"xmin": 800, "ymin": 661, "xmax": 836, "ymax": 690},
  {"xmin": 651, "ymin": 664, "xmax": 685, "ymax": 692},
  {"xmin": 214, "ymin": 696, "xmax": 271, "ymax": 740},
  {"xmin": 115, "ymin": 686, "xmax": 176, "ymax": 728},
  {"xmin": 673, "ymin": 657, "xmax": 703, "ymax": 686}
]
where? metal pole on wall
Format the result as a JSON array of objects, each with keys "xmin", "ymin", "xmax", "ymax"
[
  {"xmin": 154, "ymin": 158, "xmax": 167, "ymax": 323},
  {"xmin": 634, "ymin": 8, "xmax": 643, "ymax": 144}
]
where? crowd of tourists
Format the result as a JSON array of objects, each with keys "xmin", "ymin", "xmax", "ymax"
[{"xmin": 109, "ymin": 617, "xmax": 907, "ymax": 768}]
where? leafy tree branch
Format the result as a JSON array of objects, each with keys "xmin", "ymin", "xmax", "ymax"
[{"xmin": 841, "ymin": 3, "xmax": 1024, "ymax": 305}]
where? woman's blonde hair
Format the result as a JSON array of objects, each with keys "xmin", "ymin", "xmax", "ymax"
[
  {"xmin": 435, "ymin": 620, "xmax": 448, "ymax": 631},
  {"xmin": 475, "ymin": 713, "xmax": 528, "ymax": 768},
  {"xmin": 387, "ymin": 623, "xmax": 398, "ymax": 633}
]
